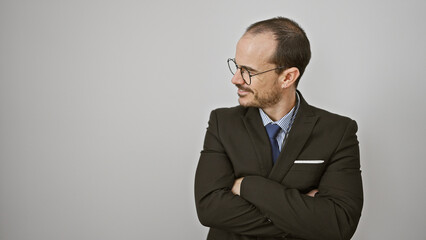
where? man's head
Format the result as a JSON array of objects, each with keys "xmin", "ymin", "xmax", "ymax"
[{"xmin": 230, "ymin": 17, "xmax": 311, "ymax": 108}]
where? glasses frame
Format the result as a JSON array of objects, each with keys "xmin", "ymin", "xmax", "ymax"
[{"xmin": 227, "ymin": 58, "xmax": 286, "ymax": 85}]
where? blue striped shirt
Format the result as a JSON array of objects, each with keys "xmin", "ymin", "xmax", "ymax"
[{"xmin": 259, "ymin": 92, "xmax": 300, "ymax": 151}]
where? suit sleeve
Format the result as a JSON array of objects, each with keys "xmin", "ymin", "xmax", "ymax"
[
  {"xmin": 240, "ymin": 120, "xmax": 363, "ymax": 240},
  {"xmin": 194, "ymin": 110, "xmax": 287, "ymax": 237}
]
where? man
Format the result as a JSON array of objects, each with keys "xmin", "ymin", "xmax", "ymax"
[{"xmin": 194, "ymin": 17, "xmax": 363, "ymax": 240}]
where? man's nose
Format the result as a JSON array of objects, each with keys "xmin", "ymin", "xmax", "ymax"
[{"xmin": 231, "ymin": 69, "xmax": 245, "ymax": 85}]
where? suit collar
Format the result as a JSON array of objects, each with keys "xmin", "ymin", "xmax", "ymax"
[{"xmin": 241, "ymin": 90, "xmax": 318, "ymax": 179}]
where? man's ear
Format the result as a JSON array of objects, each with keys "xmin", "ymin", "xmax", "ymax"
[{"xmin": 279, "ymin": 67, "xmax": 300, "ymax": 89}]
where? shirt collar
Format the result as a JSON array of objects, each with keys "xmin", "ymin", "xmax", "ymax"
[{"xmin": 259, "ymin": 91, "xmax": 300, "ymax": 133}]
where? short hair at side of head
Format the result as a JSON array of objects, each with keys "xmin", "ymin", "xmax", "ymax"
[{"xmin": 246, "ymin": 17, "xmax": 311, "ymax": 87}]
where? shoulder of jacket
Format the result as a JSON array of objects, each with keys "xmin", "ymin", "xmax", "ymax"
[{"xmin": 308, "ymin": 105, "xmax": 356, "ymax": 126}]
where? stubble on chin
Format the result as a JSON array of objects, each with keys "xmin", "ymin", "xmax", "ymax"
[
  {"xmin": 254, "ymin": 87, "xmax": 281, "ymax": 108},
  {"xmin": 238, "ymin": 87, "xmax": 281, "ymax": 109}
]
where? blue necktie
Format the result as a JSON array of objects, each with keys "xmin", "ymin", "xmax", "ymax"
[{"xmin": 265, "ymin": 124, "xmax": 281, "ymax": 164}]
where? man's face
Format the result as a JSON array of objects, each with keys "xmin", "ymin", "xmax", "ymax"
[{"xmin": 232, "ymin": 32, "xmax": 282, "ymax": 108}]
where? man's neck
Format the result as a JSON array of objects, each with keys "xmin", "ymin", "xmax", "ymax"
[{"xmin": 261, "ymin": 90, "xmax": 297, "ymax": 122}]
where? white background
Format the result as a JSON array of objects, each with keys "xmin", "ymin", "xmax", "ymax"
[{"xmin": 1, "ymin": 0, "xmax": 425, "ymax": 239}]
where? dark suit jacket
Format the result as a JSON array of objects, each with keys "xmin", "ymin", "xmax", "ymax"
[{"xmin": 194, "ymin": 92, "xmax": 363, "ymax": 240}]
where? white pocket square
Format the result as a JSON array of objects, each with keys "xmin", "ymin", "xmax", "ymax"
[{"xmin": 294, "ymin": 160, "xmax": 324, "ymax": 164}]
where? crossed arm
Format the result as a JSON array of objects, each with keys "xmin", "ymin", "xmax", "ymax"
[
  {"xmin": 231, "ymin": 177, "xmax": 318, "ymax": 197},
  {"xmin": 195, "ymin": 111, "xmax": 363, "ymax": 239}
]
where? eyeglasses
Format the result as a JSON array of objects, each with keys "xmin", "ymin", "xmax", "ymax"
[{"xmin": 227, "ymin": 58, "xmax": 286, "ymax": 85}]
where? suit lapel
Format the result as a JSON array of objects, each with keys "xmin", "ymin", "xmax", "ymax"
[
  {"xmin": 269, "ymin": 93, "xmax": 318, "ymax": 182},
  {"xmin": 241, "ymin": 107, "xmax": 273, "ymax": 176}
]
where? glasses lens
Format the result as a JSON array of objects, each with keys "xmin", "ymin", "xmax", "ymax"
[
  {"xmin": 228, "ymin": 58, "xmax": 250, "ymax": 84},
  {"xmin": 228, "ymin": 59, "xmax": 237, "ymax": 75},
  {"xmin": 240, "ymin": 68, "xmax": 250, "ymax": 85}
]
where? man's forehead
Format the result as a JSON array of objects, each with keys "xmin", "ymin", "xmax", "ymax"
[{"xmin": 235, "ymin": 32, "xmax": 276, "ymax": 67}]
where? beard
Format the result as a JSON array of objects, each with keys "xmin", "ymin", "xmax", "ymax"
[{"xmin": 237, "ymin": 81, "xmax": 282, "ymax": 108}]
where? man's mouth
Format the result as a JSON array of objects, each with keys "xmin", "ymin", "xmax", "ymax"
[{"xmin": 236, "ymin": 85, "xmax": 252, "ymax": 95}]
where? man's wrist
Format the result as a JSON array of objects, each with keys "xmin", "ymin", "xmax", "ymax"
[{"xmin": 231, "ymin": 177, "xmax": 244, "ymax": 195}]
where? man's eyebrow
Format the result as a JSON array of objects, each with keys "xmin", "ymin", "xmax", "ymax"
[{"xmin": 236, "ymin": 62, "xmax": 258, "ymax": 72}]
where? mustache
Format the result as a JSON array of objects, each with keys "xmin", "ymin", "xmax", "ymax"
[{"xmin": 236, "ymin": 84, "xmax": 253, "ymax": 93}]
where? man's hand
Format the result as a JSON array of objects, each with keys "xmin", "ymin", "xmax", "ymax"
[
  {"xmin": 306, "ymin": 189, "xmax": 319, "ymax": 197},
  {"xmin": 231, "ymin": 177, "xmax": 244, "ymax": 195}
]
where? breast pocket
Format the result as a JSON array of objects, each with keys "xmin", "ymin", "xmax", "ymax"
[{"xmin": 282, "ymin": 160, "xmax": 326, "ymax": 192}]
